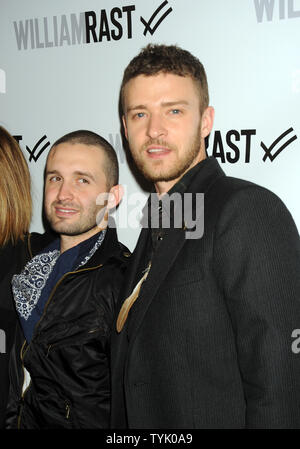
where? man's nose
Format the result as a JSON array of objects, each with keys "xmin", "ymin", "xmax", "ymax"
[
  {"xmin": 146, "ymin": 114, "xmax": 167, "ymax": 140},
  {"xmin": 57, "ymin": 181, "xmax": 74, "ymax": 202}
]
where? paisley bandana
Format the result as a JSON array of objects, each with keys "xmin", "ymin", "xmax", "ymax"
[
  {"xmin": 12, "ymin": 230, "xmax": 106, "ymax": 321},
  {"xmin": 12, "ymin": 249, "xmax": 60, "ymax": 320}
]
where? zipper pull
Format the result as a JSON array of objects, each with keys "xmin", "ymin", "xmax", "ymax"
[
  {"xmin": 65, "ymin": 402, "xmax": 70, "ymax": 419},
  {"xmin": 46, "ymin": 344, "xmax": 52, "ymax": 357}
]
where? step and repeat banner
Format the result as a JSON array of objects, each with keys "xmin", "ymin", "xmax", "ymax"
[{"xmin": 1, "ymin": 0, "xmax": 299, "ymax": 250}]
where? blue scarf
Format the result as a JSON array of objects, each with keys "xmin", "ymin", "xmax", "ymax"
[{"xmin": 12, "ymin": 230, "xmax": 106, "ymax": 343}]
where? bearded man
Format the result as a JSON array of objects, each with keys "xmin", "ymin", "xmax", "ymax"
[
  {"xmin": 110, "ymin": 44, "xmax": 300, "ymax": 429},
  {"xmin": 6, "ymin": 130, "xmax": 130, "ymax": 429}
]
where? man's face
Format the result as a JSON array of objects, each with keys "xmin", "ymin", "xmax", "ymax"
[
  {"xmin": 122, "ymin": 72, "xmax": 214, "ymax": 193},
  {"xmin": 44, "ymin": 143, "xmax": 108, "ymax": 239}
]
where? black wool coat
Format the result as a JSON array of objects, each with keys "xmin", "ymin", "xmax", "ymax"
[{"xmin": 110, "ymin": 157, "xmax": 300, "ymax": 429}]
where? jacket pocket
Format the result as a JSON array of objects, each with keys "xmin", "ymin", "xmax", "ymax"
[
  {"xmin": 38, "ymin": 395, "xmax": 78, "ymax": 429},
  {"xmin": 161, "ymin": 267, "xmax": 204, "ymax": 290},
  {"xmin": 45, "ymin": 326, "xmax": 105, "ymax": 356}
]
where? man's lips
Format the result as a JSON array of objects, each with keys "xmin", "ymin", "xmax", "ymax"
[
  {"xmin": 54, "ymin": 206, "xmax": 78, "ymax": 217},
  {"xmin": 146, "ymin": 146, "xmax": 172, "ymax": 158}
]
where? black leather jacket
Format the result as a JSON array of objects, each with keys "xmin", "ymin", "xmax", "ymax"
[{"xmin": 6, "ymin": 227, "xmax": 130, "ymax": 429}]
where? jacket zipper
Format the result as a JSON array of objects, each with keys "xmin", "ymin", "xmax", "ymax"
[{"xmin": 16, "ymin": 262, "xmax": 103, "ymax": 428}]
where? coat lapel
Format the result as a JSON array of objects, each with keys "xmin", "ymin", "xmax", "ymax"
[
  {"xmin": 126, "ymin": 225, "xmax": 187, "ymax": 344},
  {"xmin": 123, "ymin": 158, "xmax": 226, "ymax": 347},
  {"xmin": 111, "ymin": 226, "xmax": 149, "ymax": 352}
]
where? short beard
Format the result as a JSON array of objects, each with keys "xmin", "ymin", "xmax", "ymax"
[
  {"xmin": 133, "ymin": 124, "xmax": 202, "ymax": 183},
  {"xmin": 45, "ymin": 204, "xmax": 100, "ymax": 237},
  {"xmin": 48, "ymin": 219, "xmax": 97, "ymax": 237}
]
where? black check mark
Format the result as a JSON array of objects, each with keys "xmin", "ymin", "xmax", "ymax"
[
  {"xmin": 261, "ymin": 128, "xmax": 297, "ymax": 162},
  {"xmin": 26, "ymin": 135, "xmax": 50, "ymax": 162},
  {"xmin": 140, "ymin": 1, "xmax": 173, "ymax": 36}
]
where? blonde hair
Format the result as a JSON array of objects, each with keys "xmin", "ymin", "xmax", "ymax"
[{"xmin": 0, "ymin": 126, "xmax": 32, "ymax": 246}]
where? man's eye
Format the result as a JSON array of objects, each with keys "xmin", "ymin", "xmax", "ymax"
[
  {"xmin": 49, "ymin": 176, "xmax": 60, "ymax": 182},
  {"xmin": 171, "ymin": 109, "xmax": 180, "ymax": 114},
  {"xmin": 78, "ymin": 178, "xmax": 89, "ymax": 184},
  {"xmin": 135, "ymin": 112, "xmax": 145, "ymax": 118}
]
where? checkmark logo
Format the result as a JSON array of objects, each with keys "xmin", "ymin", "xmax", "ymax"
[
  {"xmin": 26, "ymin": 135, "xmax": 50, "ymax": 162},
  {"xmin": 261, "ymin": 128, "xmax": 297, "ymax": 161},
  {"xmin": 140, "ymin": 1, "xmax": 173, "ymax": 36}
]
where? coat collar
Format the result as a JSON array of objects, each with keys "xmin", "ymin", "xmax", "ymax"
[{"xmin": 29, "ymin": 218, "xmax": 130, "ymax": 270}]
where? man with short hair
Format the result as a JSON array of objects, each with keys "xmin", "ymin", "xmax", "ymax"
[
  {"xmin": 111, "ymin": 44, "xmax": 300, "ymax": 429},
  {"xmin": 6, "ymin": 130, "xmax": 130, "ymax": 429}
]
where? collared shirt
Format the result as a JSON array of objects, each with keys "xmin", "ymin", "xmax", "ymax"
[{"xmin": 145, "ymin": 159, "xmax": 207, "ymax": 255}]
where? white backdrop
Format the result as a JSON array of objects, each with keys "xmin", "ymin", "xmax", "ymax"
[{"xmin": 1, "ymin": 0, "xmax": 299, "ymax": 250}]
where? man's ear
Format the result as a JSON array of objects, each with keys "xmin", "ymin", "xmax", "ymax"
[
  {"xmin": 122, "ymin": 115, "xmax": 128, "ymax": 140},
  {"xmin": 107, "ymin": 184, "xmax": 124, "ymax": 210},
  {"xmin": 96, "ymin": 185, "xmax": 124, "ymax": 230},
  {"xmin": 201, "ymin": 106, "xmax": 215, "ymax": 139}
]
